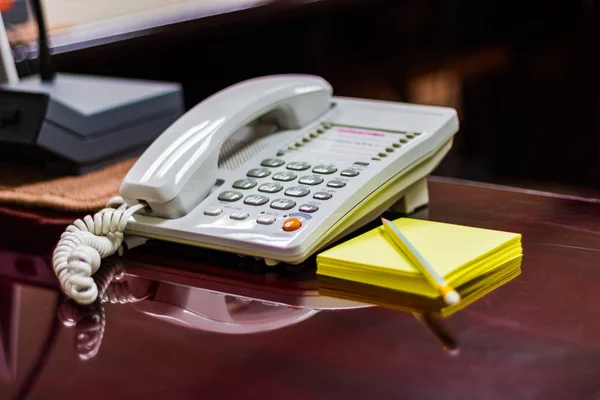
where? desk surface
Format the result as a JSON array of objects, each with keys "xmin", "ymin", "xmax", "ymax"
[{"xmin": 1, "ymin": 176, "xmax": 600, "ymax": 399}]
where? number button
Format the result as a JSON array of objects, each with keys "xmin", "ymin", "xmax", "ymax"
[
  {"xmin": 298, "ymin": 175, "xmax": 324, "ymax": 185},
  {"xmin": 218, "ymin": 191, "xmax": 243, "ymax": 202},
  {"xmin": 340, "ymin": 169, "xmax": 359, "ymax": 177},
  {"xmin": 232, "ymin": 179, "xmax": 257, "ymax": 189},
  {"xmin": 204, "ymin": 207, "xmax": 223, "ymax": 216},
  {"xmin": 286, "ymin": 161, "xmax": 311, "ymax": 171},
  {"xmin": 230, "ymin": 212, "xmax": 249, "ymax": 220},
  {"xmin": 260, "ymin": 158, "xmax": 285, "ymax": 167},
  {"xmin": 247, "ymin": 168, "xmax": 271, "ymax": 178},
  {"xmin": 312, "ymin": 164, "xmax": 337, "ymax": 174},
  {"xmin": 273, "ymin": 171, "xmax": 297, "ymax": 182},
  {"xmin": 327, "ymin": 180, "xmax": 346, "ymax": 188},
  {"xmin": 258, "ymin": 182, "xmax": 283, "ymax": 193},
  {"xmin": 284, "ymin": 186, "xmax": 310, "ymax": 198},
  {"xmin": 299, "ymin": 204, "xmax": 318, "ymax": 213},
  {"xmin": 270, "ymin": 198, "xmax": 296, "ymax": 210},
  {"xmin": 244, "ymin": 195, "xmax": 269, "ymax": 206},
  {"xmin": 313, "ymin": 192, "xmax": 332, "ymax": 200},
  {"xmin": 256, "ymin": 215, "xmax": 276, "ymax": 225}
]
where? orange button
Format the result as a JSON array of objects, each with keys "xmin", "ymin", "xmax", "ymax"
[{"xmin": 283, "ymin": 217, "xmax": 302, "ymax": 232}]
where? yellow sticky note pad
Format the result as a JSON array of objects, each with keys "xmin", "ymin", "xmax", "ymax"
[{"xmin": 317, "ymin": 218, "xmax": 522, "ymax": 311}]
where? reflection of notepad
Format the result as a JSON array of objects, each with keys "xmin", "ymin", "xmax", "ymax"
[{"xmin": 317, "ymin": 218, "xmax": 522, "ymax": 316}]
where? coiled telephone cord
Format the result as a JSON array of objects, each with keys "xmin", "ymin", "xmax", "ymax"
[
  {"xmin": 58, "ymin": 260, "xmax": 154, "ymax": 360},
  {"xmin": 52, "ymin": 196, "xmax": 147, "ymax": 305}
]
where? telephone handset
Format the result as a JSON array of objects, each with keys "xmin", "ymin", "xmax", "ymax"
[
  {"xmin": 120, "ymin": 75, "xmax": 333, "ymax": 218},
  {"xmin": 53, "ymin": 74, "xmax": 459, "ymax": 305}
]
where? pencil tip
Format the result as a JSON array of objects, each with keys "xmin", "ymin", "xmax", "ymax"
[
  {"xmin": 443, "ymin": 290, "xmax": 461, "ymax": 305},
  {"xmin": 381, "ymin": 217, "xmax": 390, "ymax": 224}
]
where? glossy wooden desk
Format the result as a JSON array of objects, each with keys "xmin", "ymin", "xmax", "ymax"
[{"xmin": 2, "ymin": 177, "xmax": 600, "ymax": 399}]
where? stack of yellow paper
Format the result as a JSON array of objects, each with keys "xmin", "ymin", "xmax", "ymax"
[{"xmin": 317, "ymin": 218, "xmax": 522, "ymax": 317}]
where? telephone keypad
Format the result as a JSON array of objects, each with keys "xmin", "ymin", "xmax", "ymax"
[
  {"xmin": 222, "ymin": 160, "xmax": 355, "ymax": 221},
  {"xmin": 286, "ymin": 161, "xmax": 311, "ymax": 171},
  {"xmin": 247, "ymin": 168, "xmax": 271, "ymax": 178},
  {"xmin": 258, "ymin": 182, "xmax": 283, "ymax": 193},
  {"xmin": 340, "ymin": 169, "xmax": 359, "ymax": 177},
  {"xmin": 298, "ymin": 175, "xmax": 324, "ymax": 185},
  {"xmin": 261, "ymin": 158, "xmax": 285, "ymax": 167},
  {"xmin": 284, "ymin": 186, "xmax": 310, "ymax": 198},
  {"xmin": 327, "ymin": 180, "xmax": 346, "ymax": 188},
  {"xmin": 232, "ymin": 179, "xmax": 257, "ymax": 189},
  {"xmin": 230, "ymin": 212, "xmax": 249, "ymax": 220},
  {"xmin": 218, "ymin": 191, "xmax": 243, "ymax": 202},
  {"xmin": 312, "ymin": 165, "xmax": 337, "ymax": 174},
  {"xmin": 273, "ymin": 171, "xmax": 297, "ymax": 182},
  {"xmin": 244, "ymin": 195, "xmax": 269, "ymax": 206},
  {"xmin": 299, "ymin": 204, "xmax": 319, "ymax": 213},
  {"xmin": 204, "ymin": 207, "xmax": 223, "ymax": 216},
  {"xmin": 271, "ymin": 198, "xmax": 296, "ymax": 210},
  {"xmin": 313, "ymin": 192, "xmax": 332, "ymax": 200}
]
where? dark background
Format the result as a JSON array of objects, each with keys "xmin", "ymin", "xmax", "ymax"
[{"xmin": 5, "ymin": 0, "xmax": 600, "ymax": 194}]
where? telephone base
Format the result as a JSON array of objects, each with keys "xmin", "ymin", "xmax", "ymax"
[
  {"xmin": 125, "ymin": 138, "xmax": 453, "ymax": 266},
  {"xmin": 0, "ymin": 73, "xmax": 183, "ymax": 174}
]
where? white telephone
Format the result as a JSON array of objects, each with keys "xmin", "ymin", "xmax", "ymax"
[{"xmin": 53, "ymin": 74, "xmax": 458, "ymax": 304}]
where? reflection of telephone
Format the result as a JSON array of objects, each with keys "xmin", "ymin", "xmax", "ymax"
[
  {"xmin": 116, "ymin": 263, "xmax": 368, "ymax": 335},
  {"xmin": 132, "ymin": 282, "xmax": 320, "ymax": 335},
  {"xmin": 53, "ymin": 74, "xmax": 458, "ymax": 304}
]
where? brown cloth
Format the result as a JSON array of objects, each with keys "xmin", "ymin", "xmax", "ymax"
[{"xmin": 0, "ymin": 158, "xmax": 136, "ymax": 213}]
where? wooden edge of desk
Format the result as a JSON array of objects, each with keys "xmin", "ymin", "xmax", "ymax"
[{"xmin": 428, "ymin": 176, "xmax": 600, "ymax": 204}]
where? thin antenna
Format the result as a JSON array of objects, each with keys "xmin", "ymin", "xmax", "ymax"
[
  {"xmin": 0, "ymin": 12, "xmax": 19, "ymax": 85},
  {"xmin": 30, "ymin": 0, "xmax": 55, "ymax": 82}
]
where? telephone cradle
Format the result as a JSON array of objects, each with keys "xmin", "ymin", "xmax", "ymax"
[{"xmin": 52, "ymin": 74, "xmax": 459, "ymax": 304}]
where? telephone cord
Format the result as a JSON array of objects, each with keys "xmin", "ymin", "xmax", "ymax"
[
  {"xmin": 58, "ymin": 260, "xmax": 153, "ymax": 361},
  {"xmin": 52, "ymin": 196, "xmax": 147, "ymax": 305}
]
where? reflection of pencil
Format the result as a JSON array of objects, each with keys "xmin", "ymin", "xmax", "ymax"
[
  {"xmin": 381, "ymin": 218, "xmax": 461, "ymax": 306},
  {"xmin": 413, "ymin": 313, "xmax": 459, "ymax": 355}
]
